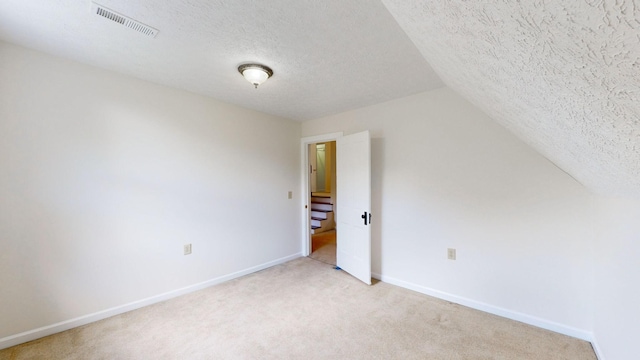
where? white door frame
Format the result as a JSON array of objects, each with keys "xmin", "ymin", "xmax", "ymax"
[{"xmin": 300, "ymin": 132, "xmax": 343, "ymax": 256}]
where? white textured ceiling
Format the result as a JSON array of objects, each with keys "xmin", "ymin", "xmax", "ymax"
[
  {"xmin": 0, "ymin": 0, "xmax": 443, "ymax": 121},
  {"xmin": 2, "ymin": 1, "xmax": 639, "ymax": 198},
  {"xmin": 382, "ymin": 0, "xmax": 640, "ymax": 198}
]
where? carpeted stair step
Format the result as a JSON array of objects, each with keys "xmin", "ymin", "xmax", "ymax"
[
  {"xmin": 311, "ymin": 210, "xmax": 330, "ymax": 219},
  {"xmin": 311, "ymin": 196, "xmax": 332, "ymax": 204},
  {"xmin": 311, "ymin": 203, "xmax": 333, "ymax": 211}
]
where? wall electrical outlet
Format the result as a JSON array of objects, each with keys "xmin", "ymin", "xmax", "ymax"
[
  {"xmin": 184, "ymin": 244, "xmax": 192, "ymax": 255},
  {"xmin": 288, "ymin": 191, "xmax": 293, "ymax": 199},
  {"xmin": 447, "ymin": 248, "xmax": 456, "ymax": 260}
]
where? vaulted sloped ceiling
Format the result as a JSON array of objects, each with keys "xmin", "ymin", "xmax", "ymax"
[
  {"xmin": 1, "ymin": 1, "xmax": 638, "ymax": 197},
  {"xmin": 382, "ymin": 0, "xmax": 640, "ymax": 198}
]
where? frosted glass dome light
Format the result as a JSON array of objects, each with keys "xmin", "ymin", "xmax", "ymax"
[{"xmin": 238, "ymin": 64, "xmax": 273, "ymax": 89}]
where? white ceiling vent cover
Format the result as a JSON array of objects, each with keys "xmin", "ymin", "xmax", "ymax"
[{"xmin": 91, "ymin": 3, "xmax": 158, "ymax": 37}]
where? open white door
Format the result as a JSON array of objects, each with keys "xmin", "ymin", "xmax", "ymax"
[{"xmin": 336, "ymin": 130, "xmax": 371, "ymax": 285}]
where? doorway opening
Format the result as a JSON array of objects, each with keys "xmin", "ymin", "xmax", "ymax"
[
  {"xmin": 301, "ymin": 131, "xmax": 372, "ymax": 284},
  {"xmin": 308, "ymin": 141, "xmax": 337, "ymax": 265},
  {"xmin": 300, "ymin": 132, "xmax": 342, "ymax": 261}
]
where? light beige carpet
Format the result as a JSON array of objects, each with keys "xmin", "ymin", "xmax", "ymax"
[
  {"xmin": 309, "ymin": 229, "xmax": 336, "ymax": 265},
  {"xmin": 0, "ymin": 258, "xmax": 596, "ymax": 360}
]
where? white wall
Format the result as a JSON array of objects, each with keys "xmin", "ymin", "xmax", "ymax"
[
  {"xmin": 5, "ymin": 39, "xmax": 638, "ymax": 359},
  {"xmin": 302, "ymin": 88, "xmax": 596, "ymax": 338},
  {"xmin": 592, "ymin": 197, "xmax": 640, "ymax": 360},
  {"xmin": 0, "ymin": 41, "xmax": 301, "ymax": 343}
]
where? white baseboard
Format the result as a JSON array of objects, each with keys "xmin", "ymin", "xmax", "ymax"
[
  {"xmin": 0, "ymin": 253, "xmax": 302, "ymax": 350},
  {"xmin": 590, "ymin": 335, "xmax": 605, "ymax": 360},
  {"xmin": 371, "ymin": 272, "xmax": 594, "ymax": 342}
]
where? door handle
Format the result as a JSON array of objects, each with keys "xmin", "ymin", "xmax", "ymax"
[{"xmin": 361, "ymin": 211, "xmax": 372, "ymax": 226}]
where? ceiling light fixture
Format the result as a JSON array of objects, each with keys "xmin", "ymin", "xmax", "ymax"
[{"xmin": 238, "ymin": 64, "xmax": 273, "ymax": 89}]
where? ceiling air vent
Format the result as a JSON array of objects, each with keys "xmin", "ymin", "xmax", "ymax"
[{"xmin": 91, "ymin": 3, "xmax": 158, "ymax": 38}]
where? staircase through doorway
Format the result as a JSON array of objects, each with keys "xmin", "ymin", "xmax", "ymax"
[{"xmin": 310, "ymin": 193, "xmax": 334, "ymax": 234}]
